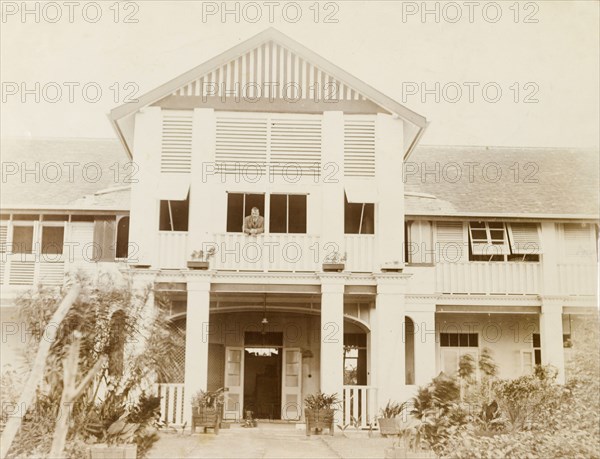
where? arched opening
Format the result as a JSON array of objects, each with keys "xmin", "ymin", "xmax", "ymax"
[
  {"xmin": 116, "ymin": 216, "xmax": 130, "ymax": 259},
  {"xmin": 344, "ymin": 320, "xmax": 368, "ymax": 386},
  {"xmin": 405, "ymin": 316, "xmax": 415, "ymax": 385}
]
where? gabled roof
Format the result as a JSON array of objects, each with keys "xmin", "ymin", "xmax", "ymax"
[
  {"xmin": 2, "ymin": 138, "xmax": 597, "ymax": 220},
  {"xmin": 109, "ymin": 28, "xmax": 427, "ymax": 157}
]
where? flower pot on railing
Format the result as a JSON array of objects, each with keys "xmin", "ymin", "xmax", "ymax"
[
  {"xmin": 187, "ymin": 247, "xmax": 216, "ymax": 270},
  {"xmin": 322, "ymin": 252, "xmax": 346, "ymax": 273},
  {"xmin": 322, "ymin": 262, "xmax": 345, "ymax": 272},
  {"xmin": 187, "ymin": 260, "xmax": 210, "ymax": 270}
]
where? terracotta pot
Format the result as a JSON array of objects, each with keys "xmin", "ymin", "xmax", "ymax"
[
  {"xmin": 322, "ymin": 263, "xmax": 344, "ymax": 272},
  {"xmin": 88, "ymin": 444, "xmax": 137, "ymax": 459},
  {"xmin": 187, "ymin": 260, "xmax": 209, "ymax": 270},
  {"xmin": 379, "ymin": 417, "xmax": 401, "ymax": 436},
  {"xmin": 305, "ymin": 408, "xmax": 335, "ymax": 436},
  {"xmin": 191, "ymin": 407, "xmax": 221, "ymax": 434}
]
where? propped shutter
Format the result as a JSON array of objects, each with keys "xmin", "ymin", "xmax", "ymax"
[
  {"xmin": 270, "ymin": 117, "xmax": 321, "ymax": 176},
  {"xmin": 161, "ymin": 110, "xmax": 193, "ymax": 174},
  {"xmin": 215, "ymin": 116, "xmax": 268, "ymax": 174},
  {"xmin": 93, "ymin": 218, "xmax": 116, "ymax": 262},
  {"xmin": 344, "ymin": 118, "xmax": 376, "ymax": 178},
  {"xmin": 563, "ymin": 223, "xmax": 596, "ymax": 261},
  {"xmin": 508, "ymin": 223, "xmax": 541, "ymax": 254},
  {"xmin": 436, "ymin": 221, "xmax": 466, "ymax": 262}
]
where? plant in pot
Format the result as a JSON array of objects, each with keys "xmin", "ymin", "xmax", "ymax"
[
  {"xmin": 322, "ymin": 251, "xmax": 346, "ymax": 272},
  {"xmin": 187, "ymin": 247, "xmax": 216, "ymax": 270},
  {"xmin": 87, "ymin": 391, "xmax": 162, "ymax": 459},
  {"xmin": 304, "ymin": 391, "xmax": 340, "ymax": 436},
  {"xmin": 191, "ymin": 388, "xmax": 224, "ymax": 434},
  {"xmin": 378, "ymin": 400, "xmax": 408, "ymax": 437}
]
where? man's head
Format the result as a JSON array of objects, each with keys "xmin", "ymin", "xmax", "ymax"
[{"xmin": 251, "ymin": 207, "xmax": 260, "ymax": 218}]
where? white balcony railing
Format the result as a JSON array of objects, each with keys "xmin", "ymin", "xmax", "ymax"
[
  {"xmin": 344, "ymin": 235, "xmax": 375, "ymax": 272},
  {"xmin": 212, "ymin": 233, "xmax": 321, "ymax": 272},
  {"xmin": 342, "ymin": 385, "xmax": 378, "ymax": 428},
  {"xmin": 158, "ymin": 231, "xmax": 189, "ymax": 269},
  {"xmin": 435, "ymin": 262, "xmax": 541, "ymax": 295},
  {"xmin": 558, "ymin": 263, "xmax": 598, "ymax": 296},
  {"xmin": 155, "ymin": 383, "xmax": 185, "ymax": 426}
]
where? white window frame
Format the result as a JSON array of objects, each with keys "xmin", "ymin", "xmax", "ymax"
[{"xmin": 469, "ymin": 222, "xmax": 510, "ymax": 256}]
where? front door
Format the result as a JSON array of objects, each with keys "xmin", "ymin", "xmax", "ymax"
[
  {"xmin": 281, "ymin": 348, "xmax": 302, "ymax": 421},
  {"xmin": 223, "ymin": 347, "xmax": 244, "ymax": 421}
]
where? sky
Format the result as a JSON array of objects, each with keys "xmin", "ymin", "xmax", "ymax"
[{"xmin": 1, "ymin": 0, "xmax": 599, "ymax": 148}]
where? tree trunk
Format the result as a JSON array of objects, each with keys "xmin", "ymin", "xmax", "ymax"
[{"xmin": 0, "ymin": 285, "xmax": 80, "ymax": 459}]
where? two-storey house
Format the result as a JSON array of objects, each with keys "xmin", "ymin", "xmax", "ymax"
[{"xmin": 1, "ymin": 29, "xmax": 597, "ymax": 429}]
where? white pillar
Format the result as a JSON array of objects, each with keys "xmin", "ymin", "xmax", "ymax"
[
  {"xmin": 188, "ymin": 108, "xmax": 216, "ymax": 258},
  {"xmin": 130, "ymin": 107, "xmax": 161, "ymax": 267},
  {"xmin": 407, "ymin": 303, "xmax": 437, "ymax": 385},
  {"xmin": 540, "ymin": 296, "xmax": 565, "ymax": 383},
  {"xmin": 321, "ymin": 111, "xmax": 344, "ymax": 256},
  {"xmin": 539, "ymin": 222, "xmax": 560, "ymax": 295},
  {"xmin": 319, "ymin": 275, "xmax": 345, "ymax": 398},
  {"xmin": 375, "ymin": 274, "xmax": 407, "ymax": 406},
  {"xmin": 376, "ymin": 114, "xmax": 404, "ymax": 270},
  {"xmin": 183, "ymin": 274, "xmax": 211, "ymax": 424}
]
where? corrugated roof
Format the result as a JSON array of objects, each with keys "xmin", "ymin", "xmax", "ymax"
[
  {"xmin": 1, "ymin": 138, "xmax": 598, "ymax": 219},
  {"xmin": 406, "ymin": 146, "xmax": 599, "ymax": 218},
  {"xmin": 0, "ymin": 137, "xmax": 129, "ymax": 211}
]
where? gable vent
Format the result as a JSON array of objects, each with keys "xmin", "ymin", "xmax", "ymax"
[
  {"xmin": 161, "ymin": 110, "xmax": 193, "ymax": 174},
  {"xmin": 344, "ymin": 118, "xmax": 376, "ymax": 178},
  {"xmin": 215, "ymin": 117, "xmax": 268, "ymax": 173},
  {"xmin": 270, "ymin": 118, "xmax": 321, "ymax": 176},
  {"xmin": 215, "ymin": 113, "xmax": 321, "ymax": 176}
]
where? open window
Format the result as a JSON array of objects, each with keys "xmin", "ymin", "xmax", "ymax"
[
  {"xmin": 159, "ymin": 194, "xmax": 189, "ymax": 231},
  {"xmin": 344, "ymin": 333, "xmax": 367, "ymax": 385},
  {"xmin": 469, "ymin": 222, "xmax": 540, "ymax": 262},
  {"xmin": 226, "ymin": 193, "xmax": 265, "ymax": 233},
  {"xmin": 12, "ymin": 225, "xmax": 34, "ymax": 254},
  {"xmin": 41, "ymin": 226, "xmax": 64, "ymax": 255},
  {"xmin": 270, "ymin": 194, "xmax": 307, "ymax": 234},
  {"xmin": 344, "ymin": 195, "xmax": 374, "ymax": 235}
]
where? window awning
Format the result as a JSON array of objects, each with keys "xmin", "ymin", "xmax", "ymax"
[
  {"xmin": 344, "ymin": 179, "xmax": 378, "ymax": 204},
  {"xmin": 157, "ymin": 174, "xmax": 190, "ymax": 201}
]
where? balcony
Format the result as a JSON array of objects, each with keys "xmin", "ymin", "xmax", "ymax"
[
  {"xmin": 435, "ymin": 262, "xmax": 541, "ymax": 295},
  {"xmin": 557, "ymin": 263, "xmax": 598, "ymax": 296},
  {"xmin": 157, "ymin": 232, "xmax": 377, "ymax": 273}
]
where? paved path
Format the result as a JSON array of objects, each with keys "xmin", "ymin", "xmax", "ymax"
[{"xmin": 148, "ymin": 423, "xmax": 397, "ymax": 458}]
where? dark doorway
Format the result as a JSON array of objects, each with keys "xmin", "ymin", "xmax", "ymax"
[{"xmin": 243, "ymin": 332, "xmax": 283, "ymax": 420}]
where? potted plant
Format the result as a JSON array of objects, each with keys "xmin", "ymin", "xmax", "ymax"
[
  {"xmin": 378, "ymin": 400, "xmax": 408, "ymax": 436},
  {"xmin": 322, "ymin": 252, "xmax": 346, "ymax": 272},
  {"xmin": 191, "ymin": 388, "xmax": 224, "ymax": 434},
  {"xmin": 187, "ymin": 247, "xmax": 216, "ymax": 270},
  {"xmin": 87, "ymin": 392, "xmax": 162, "ymax": 459},
  {"xmin": 304, "ymin": 391, "xmax": 340, "ymax": 436}
]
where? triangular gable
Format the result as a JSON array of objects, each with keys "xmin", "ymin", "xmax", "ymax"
[
  {"xmin": 109, "ymin": 28, "xmax": 427, "ymax": 157},
  {"xmin": 168, "ymin": 40, "xmax": 373, "ymax": 104}
]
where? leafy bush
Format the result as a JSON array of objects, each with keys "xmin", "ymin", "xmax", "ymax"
[
  {"xmin": 380, "ymin": 400, "xmax": 408, "ymax": 418},
  {"xmin": 5, "ymin": 275, "xmax": 184, "ymax": 458}
]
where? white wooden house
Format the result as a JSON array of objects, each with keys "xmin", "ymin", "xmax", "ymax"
[{"xmin": 1, "ymin": 29, "xmax": 598, "ymax": 428}]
